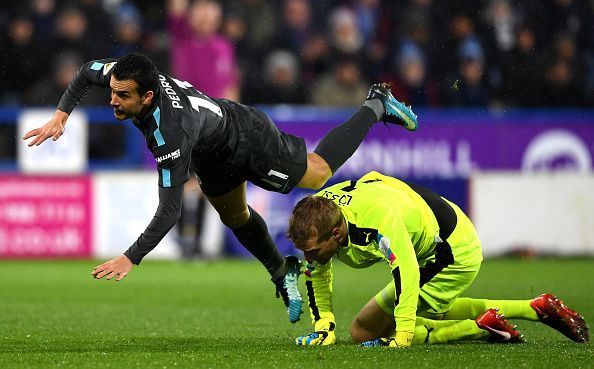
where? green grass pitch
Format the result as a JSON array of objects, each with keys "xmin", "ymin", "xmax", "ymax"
[{"xmin": 0, "ymin": 258, "xmax": 592, "ymax": 368}]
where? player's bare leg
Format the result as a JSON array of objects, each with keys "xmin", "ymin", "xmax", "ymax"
[
  {"xmin": 206, "ymin": 182, "xmax": 303, "ymax": 323},
  {"xmin": 350, "ymin": 298, "xmax": 397, "ymax": 343},
  {"xmin": 297, "ymin": 153, "xmax": 333, "ymax": 190}
]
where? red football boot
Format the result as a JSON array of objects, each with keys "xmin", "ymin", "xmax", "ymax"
[
  {"xmin": 476, "ymin": 308, "xmax": 523, "ymax": 343},
  {"xmin": 530, "ymin": 293, "xmax": 589, "ymax": 343}
]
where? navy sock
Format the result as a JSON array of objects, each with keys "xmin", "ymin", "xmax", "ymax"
[
  {"xmin": 314, "ymin": 107, "xmax": 377, "ymax": 173},
  {"xmin": 231, "ymin": 206, "xmax": 286, "ymax": 279}
]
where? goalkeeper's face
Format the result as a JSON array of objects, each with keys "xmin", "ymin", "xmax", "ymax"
[
  {"xmin": 302, "ymin": 236, "xmax": 339, "ymax": 265},
  {"xmin": 301, "ymin": 225, "xmax": 346, "ymax": 264}
]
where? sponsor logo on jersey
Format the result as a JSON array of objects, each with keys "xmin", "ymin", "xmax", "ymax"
[
  {"xmin": 103, "ymin": 62, "xmax": 116, "ymax": 75},
  {"xmin": 304, "ymin": 261, "xmax": 318, "ymax": 277},
  {"xmin": 378, "ymin": 234, "xmax": 396, "ymax": 266},
  {"xmin": 156, "ymin": 148, "xmax": 181, "ymax": 163},
  {"xmin": 363, "ymin": 231, "xmax": 373, "ymax": 243}
]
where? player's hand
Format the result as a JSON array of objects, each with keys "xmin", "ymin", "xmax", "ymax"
[
  {"xmin": 390, "ymin": 331, "xmax": 414, "ymax": 348},
  {"xmin": 22, "ymin": 110, "xmax": 69, "ymax": 146},
  {"xmin": 295, "ymin": 320, "xmax": 336, "ymax": 346},
  {"xmin": 92, "ymin": 254, "xmax": 133, "ymax": 282}
]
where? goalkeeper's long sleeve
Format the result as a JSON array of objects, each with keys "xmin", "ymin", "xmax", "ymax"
[
  {"xmin": 304, "ymin": 259, "xmax": 335, "ymax": 328},
  {"xmin": 124, "ymin": 185, "xmax": 184, "ymax": 264}
]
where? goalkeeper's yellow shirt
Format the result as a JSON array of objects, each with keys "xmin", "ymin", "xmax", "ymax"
[{"xmin": 305, "ymin": 171, "xmax": 449, "ymax": 335}]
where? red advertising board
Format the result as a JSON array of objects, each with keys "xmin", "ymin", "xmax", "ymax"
[{"xmin": 0, "ymin": 175, "xmax": 92, "ymax": 257}]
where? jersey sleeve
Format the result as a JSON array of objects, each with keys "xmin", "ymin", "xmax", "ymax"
[
  {"xmin": 124, "ymin": 185, "xmax": 184, "ymax": 264},
  {"xmin": 57, "ymin": 58, "xmax": 118, "ymax": 114},
  {"xmin": 365, "ymin": 204, "xmax": 420, "ymax": 336},
  {"xmin": 304, "ymin": 259, "xmax": 335, "ymax": 330}
]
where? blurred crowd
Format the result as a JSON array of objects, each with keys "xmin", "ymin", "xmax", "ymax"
[{"xmin": 1, "ymin": 0, "xmax": 593, "ymax": 108}]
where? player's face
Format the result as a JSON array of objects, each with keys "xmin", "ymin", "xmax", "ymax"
[
  {"xmin": 109, "ymin": 76, "xmax": 151, "ymax": 120},
  {"xmin": 302, "ymin": 232, "xmax": 341, "ymax": 265}
]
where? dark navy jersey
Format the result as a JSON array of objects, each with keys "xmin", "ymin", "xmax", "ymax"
[
  {"xmin": 58, "ymin": 57, "xmax": 234, "ymax": 189},
  {"xmin": 57, "ymin": 57, "xmax": 242, "ymax": 264}
]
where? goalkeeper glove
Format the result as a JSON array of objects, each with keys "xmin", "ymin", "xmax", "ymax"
[
  {"xmin": 360, "ymin": 332, "xmax": 414, "ymax": 348},
  {"xmin": 295, "ymin": 320, "xmax": 336, "ymax": 346},
  {"xmin": 391, "ymin": 331, "xmax": 414, "ymax": 347}
]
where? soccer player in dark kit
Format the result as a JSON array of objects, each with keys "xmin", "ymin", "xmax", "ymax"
[{"xmin": 22, "ymin": 53, "xmax": 418, "ymax": 323}]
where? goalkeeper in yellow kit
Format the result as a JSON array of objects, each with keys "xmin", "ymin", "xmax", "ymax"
[{"xmin": 287, "ymin": 171, "xmax": 589, "ymax": 347}]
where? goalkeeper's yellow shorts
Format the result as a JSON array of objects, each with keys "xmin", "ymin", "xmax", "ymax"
[{"xmin": 375, "ymin": 200, "xmax": 483, "ymax": 316}]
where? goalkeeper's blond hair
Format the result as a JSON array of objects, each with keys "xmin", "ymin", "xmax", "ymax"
[{"xmin": 287, "ymin": 196, "xmax": 342, "ymax": 249}]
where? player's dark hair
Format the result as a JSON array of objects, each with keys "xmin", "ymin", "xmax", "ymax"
[
  {"xmin": 112, "ymin": 53, "xmax": 159, "ymax": 95},
  {"xmin": 287, "ymin": 196, "xmax": 343, "ymax": 249}
]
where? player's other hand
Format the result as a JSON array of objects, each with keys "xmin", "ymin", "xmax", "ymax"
[
  {"xmin": 22, "ymin": 110, "xmax": 69, "ymax": 146},
  {"xmin": 295, "ymin": 321, "xmax": 336, "ymax": 346},
  {"xmin": 92, "ymin": 254, "xmax": 133, "ymax": 282},
  {"xmin": 390, "ymin": 331, "xmax": 414, "ymax": 348}
]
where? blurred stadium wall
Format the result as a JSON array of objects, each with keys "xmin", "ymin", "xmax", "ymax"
[{"xmin": 1, "ymin": 107, "xmax": 593, "ymax": 259}]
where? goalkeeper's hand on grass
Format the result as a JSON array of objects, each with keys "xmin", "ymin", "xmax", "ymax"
[
  {"xmin": 360, "ymin": 331, "xmax": 414, "ymax": 348},
  {"xmin": 295, "ymin": 319, "xmax": 336, "ymax": 346}
]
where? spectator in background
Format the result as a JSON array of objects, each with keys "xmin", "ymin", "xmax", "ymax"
[
  {"xmin": 483, "ymin": 0, "xmax": 518, "ymax": 53},
  {"xmin": 30, "ymin": 0, "xmax": 55, "ymax": 41},
  {"xmin": 386, "ymin": 41, "xmax": 441, "ymax": 107},
  {"xmin": 111, "ymin": 3, "xmax": 144, "ymax": 57},
  {"xmin": 541, "ymin": 58, "xmax": 588, "ymax": 107},
  {"xmin": 393, "ymin": 0, "xmax": 449, "ymax": 84},
  {"xmin": 300, "ymin": 31, "xmax": 332, "ymax": 87},
  {"xmin": 249, "ymin": 50, "xmax": 307, "ymax": 104},
  {"xmin": 327, "ymin": 6, "xmax": 366, "ymax": 61},
  {"xmin": 52, "ymin": 5, "xmax": 103, "ymax": 60},
  {"xmin": 0, "ymin": 13, "xmax": 42, "ymax": 104},
  {"xmin": 448, "ymin": 38, "xmax": 491, "ymax": 107},
  {"xmin": 53, "ymin": 4, "xmax": 111, "ymax": 60},
  {"xmin": 436, "ymin": 13, "xmax": 477, "ymax": 87},
  {"xmin": 226, "ymin": 0, "xmax": 278, "ymax": 55},
  {"xmin": 167, "ymin": 0, "xmax": 239, "ymax": 100},
  {"xmin": 273, "ymin": 0, "xmax": 314, "ymax": 54},
  {"xmin": 500, "ymin": 23, "xmax": 542, "ymax": 106},
  {"xmin": 353, "ymin": 0, "xmax": 380, "ymax": 46},
  {"xmin": 23, "ymin": 52, "xmax": 107, "ymax": 106},
  {"xmin": 79, "ymin": 0, "xmax": 112, "ymax": 42},
  {"xmin": 539, "ymin": 31, "xmax": 589, "ymax": 107},
  {"xmin": 311, "ymin": 57, "xmax": 368, "ymax": 107},
  {"xmin": 526, "ymin": 0, "xmax": 587, "ymax": 49}
]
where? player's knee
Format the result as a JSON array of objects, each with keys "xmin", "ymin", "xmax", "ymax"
[
  {"xmin": 299, "ymin": 153, "xmax": 332, "ymax": 190},
  {"xmin": 219, "ymin": 208, "xmax": 250, "ymax": 229},
  {"xmin": 308, "ymin": 172, "xmax": 331, "ymax": 190},
  {"xmin": 350, "ymin": 318, "xmax": 375, "ymax": 344}
]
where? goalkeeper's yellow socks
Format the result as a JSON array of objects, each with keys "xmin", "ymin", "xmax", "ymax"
[
  {"xmin": 444, "ymin": 298, "xmax": 539, "ymax": 321},
  {"xmin": 413, "ymin": 317, "xmax": 486, "ymax": 345}
]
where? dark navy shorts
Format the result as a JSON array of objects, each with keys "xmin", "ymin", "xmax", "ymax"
[{"xmin": 193, "ymin": 104, "xmax": 307, "ymax": 197}]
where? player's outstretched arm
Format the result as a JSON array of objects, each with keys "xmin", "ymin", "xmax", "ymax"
[
  {"xmin": 23, "ymin": 58, "xmax": 116, "ymax": 147},
  {"xmin": 92, "ymin": 254, "xmax": 133, "ymax": 282},
  {"xmin": 22, "ymin": 110, "xmax": 69, "ymax": 147}
]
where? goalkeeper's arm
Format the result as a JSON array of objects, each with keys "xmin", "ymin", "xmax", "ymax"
[{"xmin": 295, "ymin": 260, "xmax": 337, "ymax": 346}]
